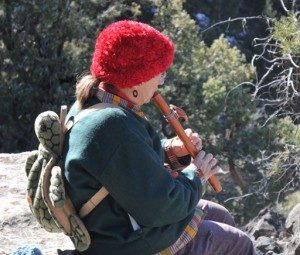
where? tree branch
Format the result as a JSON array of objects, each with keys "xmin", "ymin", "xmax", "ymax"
[{"xmin": 201, "ymin": 15, "xmax": 271, "ymax": 34}]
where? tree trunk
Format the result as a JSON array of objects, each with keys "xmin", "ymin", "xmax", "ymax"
[{"xmin": 228, "ymin": 157, "xmax": 246, "ymax": 191}]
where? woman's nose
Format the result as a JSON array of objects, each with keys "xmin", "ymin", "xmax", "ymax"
[
  {"xmin": 158, "ymin": 76, "xmax": 165, "ymax": 86},
  {"xmin": 160, "ymin": 72, "xmax": 166, "ymax": 83}
]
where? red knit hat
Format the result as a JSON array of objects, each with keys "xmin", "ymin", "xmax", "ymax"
[{"xmin": 90, "ymin": 20, "xmax": 174, "ymax": 88}]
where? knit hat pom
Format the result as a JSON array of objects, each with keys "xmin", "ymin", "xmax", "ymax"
[{"xmin": 90, "ymin": 20, "xmax": 174, "ymax": 88}]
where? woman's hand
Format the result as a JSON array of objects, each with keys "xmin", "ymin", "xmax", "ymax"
[
  {"xmin": 166, "ymin": 128, "xmax": 202, "ymax": 157},
  {"xmin": 191, "ymin": 150, "xmax": 223, "ymax": 182}
]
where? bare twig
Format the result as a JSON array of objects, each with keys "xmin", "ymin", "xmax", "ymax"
[
  {"xmin": 224, "ymin": 193, "xmax": 254, "ymax": 203},
  {"xmin": 201, "ymin": 16, "xmax": 271, "ymax": 34},
  {"xmin": 224, "ymin": 82, "xmax": 255, "ymax": 105},
  {"xmin": 280, "ymin": 0, "xmax": 289, "ymax": 13},
  {"xmin": 276, "ymin": 178, "xmax": 294, "ymax": 203}
]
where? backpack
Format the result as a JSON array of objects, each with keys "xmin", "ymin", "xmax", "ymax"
[{"xmin": 24, "ymin": 104, "xmax": 109, "ymax": 252}]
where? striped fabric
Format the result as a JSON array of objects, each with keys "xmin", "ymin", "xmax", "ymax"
[
  {"xmin": 96, "ymin": 89, "xmax": 145, "ymax": 117},
  {"xmin": 156, "ymin": 207, "xmax": 205, "ymax": 255}
]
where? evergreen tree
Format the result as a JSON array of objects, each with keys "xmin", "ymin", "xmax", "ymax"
[{"xmin": 0, "ymin": 0, "xmax": 153, "ymax": 152}]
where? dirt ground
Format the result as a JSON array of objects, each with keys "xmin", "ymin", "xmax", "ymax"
[{"xmin": 0, "ymin": 152, "xmax": 74, "ymax": 255}]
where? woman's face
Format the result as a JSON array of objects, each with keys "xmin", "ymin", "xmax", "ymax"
[{"xmin": 134, "ymin": 73, "xmax": 166, "ymax": 105}]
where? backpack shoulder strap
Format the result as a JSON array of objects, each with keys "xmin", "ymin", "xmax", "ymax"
[
  {"xmin": 64, "ymin": 102, "xmax": 119, "ymax": 134},
  {"xmin": 79, "ymin": 186, "xmax": 109, "ymax": 218},
  {"xmin": 60, "ymin": 105, "xmax": 68, "ymax": 154},
  {"xmin": 61, "ymin": 102, "xmax": 118, "ymax": 218}
]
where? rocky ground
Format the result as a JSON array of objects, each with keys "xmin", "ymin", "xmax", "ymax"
[
  {"xmin": 245, "ymin": 205, "xmax": 300, "ymax": 255},
  {"xmin": 0, "ymin": 153, "xmax": 73, "ymax": 255},
  {"xmin": 0, "ymin": 152, "xmax": 299, "ymax": 255}
]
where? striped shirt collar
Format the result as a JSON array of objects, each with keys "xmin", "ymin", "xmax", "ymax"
[{"xmin": 96, "ymin": 88, "xmax": 145, "ymax": 117}]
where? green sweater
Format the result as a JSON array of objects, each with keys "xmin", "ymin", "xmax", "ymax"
[{"xmin": 63, "ymin": 101, "xmax": 203, "ymax": 255}]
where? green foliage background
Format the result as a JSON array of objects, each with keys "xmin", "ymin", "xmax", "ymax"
[{"xmin": 1, "ymin": 0, "xmax": 299, "ymax": 224}]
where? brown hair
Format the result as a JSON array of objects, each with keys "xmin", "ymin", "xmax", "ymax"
[{"xmin": 75, "ymin": 74, "xmax": 99, "ymax": 109}]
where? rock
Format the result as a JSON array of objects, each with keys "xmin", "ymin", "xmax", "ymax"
[
  {"xmin": 255, "ymin": 236, "xmax": 283, "ymax": 254},
  {"xmin": 245, "ymin": 208, "xmax": 285, "ymax": 239},
  {"xmin": 285, "ymin": 203, "xmax": 300, "ymax": 236},
  {"xmin": 284, "ymin": 235, "xmax": 300, "ymax": 255},
  {"xmin": 253, "ymin": 219, "xmax": 277, "ymax": 239},
  {"xmin": 9, "ymin": 245, "xmax": 43, "ymax": 255},
  {"xmin": 245, "ymin": 206, "xmax": 300, "ymax": 255}
]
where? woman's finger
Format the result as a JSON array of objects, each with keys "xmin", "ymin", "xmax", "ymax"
[
  {"xmin": 203, "ymin": 153, "xmax": 213, "ymax": 165},
  {"xmin": 197, "ymin": 150, "xmax": 206, "ymax": 160},
  {"xmin": 184, "ymin": 128, "xmax": 193, "ymax": 137},
  {"xmin": 203, "ymin": 165, "xmax": 221, "ymax": 181},
  {"xmin": 191, "ymin": 133, "xmax": 200, "ymax": 143},
  {"xmin": 209, "ymin": 158, "xmax": 217, "ymax": 168},
  {"xmin": 195, "ymin": 141, "xmax": 202, "ymax": 152},
  {"xmin": 211, "ymin": 165, "xmax": 225, "ymax": 175},
  {"xmin": 190, "ymin": 133, "xmax": 202, "ymax": 151}
]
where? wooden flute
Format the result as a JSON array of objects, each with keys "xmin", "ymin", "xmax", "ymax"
[{"xmin": 152, "ymin": 92, "xmax": 222, "ymax": 193}]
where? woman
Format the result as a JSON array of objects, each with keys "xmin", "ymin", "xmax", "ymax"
[{"xmin": 63, "ymin": 20, "xmax": 256, "ymax": 255}]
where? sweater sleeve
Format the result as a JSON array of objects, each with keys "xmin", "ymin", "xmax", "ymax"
[{"xmin": 96, "ymin": 119, "xmax": 203, "ymax": 227}]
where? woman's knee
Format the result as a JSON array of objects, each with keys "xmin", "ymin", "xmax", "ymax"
[
  {"xmin": 193, "ymin": 221, "xmax": 255, "ymax": 255},
  {"xmin": 234, "ymin": 231, "xmax": 256, "ymax": 255},
  {"xmin": 221, "ymin": 224, "xmax": 255, "ymax": 255},
  {"xmin": 198, "ymin": 199, "xmax": 236, "ymax": 226}
]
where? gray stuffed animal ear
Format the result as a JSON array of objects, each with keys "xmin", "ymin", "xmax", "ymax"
[{"xmin": 34, "ymin": 111, "xmax": 60, "ymax": 155}]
